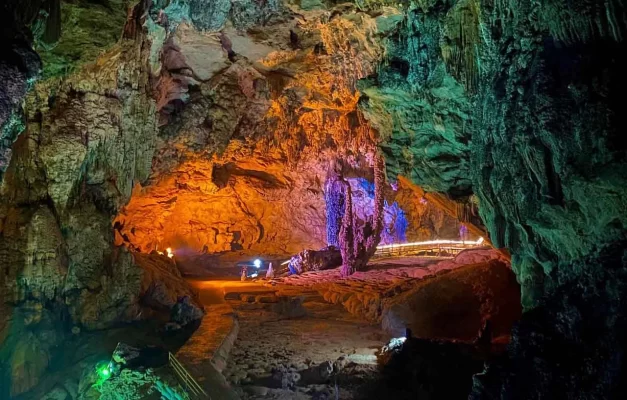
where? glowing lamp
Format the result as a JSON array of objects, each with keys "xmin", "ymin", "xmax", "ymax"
[
  {"xmin": 166, "ymin": 248, "xmax": 174, "ymax": 258},
  {"xmin": 96, "ymin": 362, "xmax": 113, "ymax": 381},
  {"xmin": 253, "ymin": 259, "xmax": 262, "ymax": 269}
]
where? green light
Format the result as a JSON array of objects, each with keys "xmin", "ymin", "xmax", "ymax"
[{"xmin": 97, "ymin": 364, "xmax": 112, "ymax": 381}]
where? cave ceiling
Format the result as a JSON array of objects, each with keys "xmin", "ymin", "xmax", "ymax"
[{"xmin": 0, "ymin": 0, "xmax": 625, "ymax": 295}]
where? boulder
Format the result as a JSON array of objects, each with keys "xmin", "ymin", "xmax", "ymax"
[
  {"xmin": 288, "ymin": 246, "xmax": 343, "ymax": 274},
  {"xmin": 382, "ymin": 260, "xmax": 521, "ymax": 341},
  {"xmin": 112, "ymin": 343, "xmax": 169, "ymax": 370},
  {"xmin": 171, "ymin": 295, "xmax": 205, "ymax": 326}
]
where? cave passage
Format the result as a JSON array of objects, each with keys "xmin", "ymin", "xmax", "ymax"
[{"xmin": 2, "ymin": 0, "xmax": 627, "ymax": 399}]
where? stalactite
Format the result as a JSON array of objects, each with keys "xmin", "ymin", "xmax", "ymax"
[
  {"xmin": 441, "ymin": 0, "xmax": 480, "ymax": 93},
  {"xmin": 365, "ymin": 152, "xmax": 385, "ymax": 253}
]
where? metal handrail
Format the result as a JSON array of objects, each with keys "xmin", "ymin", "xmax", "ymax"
[
  {"xmin": 168, "ymin": 352, "xmax": 210, "ymax": 399},
  {"xmin": 373, "ymin": 242, "xmax": 479, "ymax": 258}
]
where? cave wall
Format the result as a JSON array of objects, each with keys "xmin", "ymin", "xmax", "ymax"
[
  {"xmin": 360, "ymin": 0, "xmax": 627, "ymax": 398},
  {"xmin": 115, "ymin": 145, "xmax": 329, "ymax": 256},
  {"xmin": 114, "ymin": 147, "xmax": 463, "ymax": 258},
  {"xmin": 471, "ymin": 1, "xmax": 627, "ymax": 397},
  {"xmin": 0, "ymin": 2, "xmax": 194, "ymax": 396},
  {"xmin": 0, "ymin": 1, "xmax": 401, "ymax": 396},
  {"xmin": 363, "ymin": 0, "xmax": 627, "ymax": 307},
  {"xmin": 0, "ymin": 0, "xmax": 42, "ymax": 179}
]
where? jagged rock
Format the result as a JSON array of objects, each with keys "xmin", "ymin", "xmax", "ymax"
[
  {"xmin": 112, "ymin": 343, "xmax": 141, "ymax": 366},
  {"xmin": 0, "ymin": 0, "xmax": 41, "ymax": 176},
  {"xmin": 170, "ymin": 23, "xmax": 229, "ymax": 82},
  {"xmin": 171, "ymin": 295, "xmax": 205, "ymax": 326}
]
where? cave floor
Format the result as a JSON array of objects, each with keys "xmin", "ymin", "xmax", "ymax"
[
  {"xmin": 225, "ymin": 290, "xmax": 388, "ymax": 400},
  {"xmin": 184, "ymin": 256, "xmax": 451, "ymax": 400},
  {"xmin": 183, "ymin": 251, "xmax": 510, "ymax": 399},
  {"xmin": 187, "ymin": 277, "xmax": 389, "ymax": 399}
]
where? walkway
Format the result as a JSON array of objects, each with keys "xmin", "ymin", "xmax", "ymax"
[{"xmin": 174, "ymin": 281, "xmax": 247, "ymax": 400}]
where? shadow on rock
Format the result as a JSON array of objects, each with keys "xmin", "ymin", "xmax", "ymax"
[{"xmin": 369, "ymin": 337, "xmax": 485, "ymax": 400}]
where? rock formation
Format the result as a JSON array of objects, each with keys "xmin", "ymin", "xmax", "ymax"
[
  {"xmin": 360, "ymin": 0, "xmax": 627, "ymax": 397},
  {"xmin": 1, "ymin": 0, "xmax": 625, "ymax": 398},
  {"xmin": 339, "ymin": 152, "xmax": 385, "ymax": 276}
]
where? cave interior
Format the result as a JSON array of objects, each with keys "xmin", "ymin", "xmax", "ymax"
[{"xmin": 1, "ymin": 0, "xmax": 627, "ymax": 399}]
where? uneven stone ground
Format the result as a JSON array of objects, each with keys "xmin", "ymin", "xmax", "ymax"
[
  {"xmin": 270, "ymin": 249, "xmax": 509, "ymax": 323},
  {"xmin": 184, "ymin": 250, "xmax": 514, "ymax": 399},
  {"xmin": 225, "ymin": 295, "xmax": 387, "ymax": 400}
]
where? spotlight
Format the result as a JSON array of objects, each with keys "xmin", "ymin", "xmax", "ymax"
[
  {"xmin": 253, "ymin": 259, "xmax": 262, "ymax": 268},
  {"xmin": 96, "ymin": 362, "xmax": 113, "ymax": 381}
]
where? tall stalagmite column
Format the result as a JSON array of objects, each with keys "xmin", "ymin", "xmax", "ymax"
[{"xmin": 340, "ymin": 152, "xmax": 386, "ymax": 276}]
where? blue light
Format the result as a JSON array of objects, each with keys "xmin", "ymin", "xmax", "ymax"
[{"xmin": 253, "ymin": 259, "xmax": 262, "ymax": 268}]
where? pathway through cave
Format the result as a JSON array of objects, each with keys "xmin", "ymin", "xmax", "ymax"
[
  {"xmin": 184, "ymin": 249, "xmax": 520, "ymax": 400},
  {"xmin": 187, "ymin": 278, "xmax": 388, "ymax": 399}
]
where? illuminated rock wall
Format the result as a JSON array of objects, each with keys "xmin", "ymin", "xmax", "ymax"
[
  {"xmin": 114, "ymin": 149, "xmax": 462, "ymax": 258},
  {"xmin": 360, "ymin": 0, "xmax": 627, "ymax": 398},
  {"xmin": 114, "ymin": 146, "xmax": 328, "ymax": 256}
]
